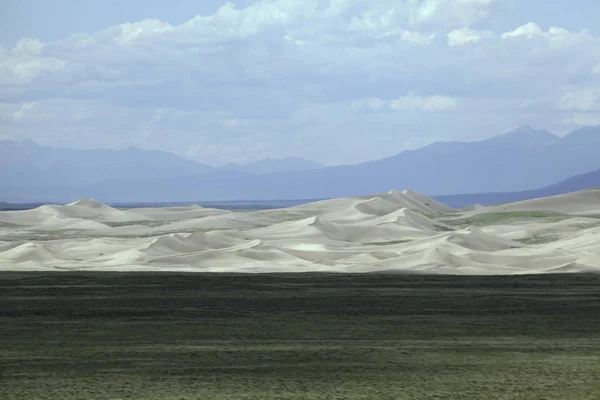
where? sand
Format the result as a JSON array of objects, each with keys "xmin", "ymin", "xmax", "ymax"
[{"xmin": 1, "ymin": 189, "xmax": 599, "ymax": 274}]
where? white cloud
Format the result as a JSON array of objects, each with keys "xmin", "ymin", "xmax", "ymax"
[
  {"xmin": 556, "ymin": 89, "xmax": 600, "ymax": 111},
  {"xmin": 500, "ymin": 23, "xmax": 592, "ymax": 42},
  {"xmin": 115, "ymin": 19, "xmax": 173, "ymax": 45},
  {"xmin": 447, "ymin": 27, "xmax": 492, "ymax": 46},
  {"xmin": 389, "ymin": 93, "xmax": 459, "ymax": 111},
  {"xmin": 0, "ymin": 38, "xmax": 67, "ymax": 85},
  {"xmin": 376, "ymin": 28, "xmax": 436, "ymax": 44},
  {"xmin": 1, "ymin": 0, "xmax": 600, "ymax": 165},
  {"xmin": 562, "ymin": 113, "xmax": 600, "ymax": 127},
  {"xmin": 13, "ymin": 102, "xmax": 37, "ymax": 120},
  {"xmin": 411, "ymin": 0, "xmax": 496, "ymax": 26},
  {"xmin": 353, "ymin": 94, "xmax": 459, "ymax": 112},
  {"xmin": 13, "ymin": 38, "xmax": 45, "ymax": 54},
  {"xmin": 501, "ymin": 22, "xmax": 542, "ymax": 38}
]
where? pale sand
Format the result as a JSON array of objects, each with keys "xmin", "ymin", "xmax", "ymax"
[
  {"xmin": 479, "ymin": 188, "xmax": 600, "ymax": 215},
  {"xmin": 1, "ymin": 189, "xmax": 599, "ymax": 274}
]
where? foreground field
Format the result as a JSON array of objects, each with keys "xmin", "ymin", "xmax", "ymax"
[{"xmin": 1, "ymin": 273, "xmax": 600, "ymax": 399}]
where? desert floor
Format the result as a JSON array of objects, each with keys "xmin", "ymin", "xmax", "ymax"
[{"xmin": 1, "ymin": 272, "xmax": 599, "ymax": 400}]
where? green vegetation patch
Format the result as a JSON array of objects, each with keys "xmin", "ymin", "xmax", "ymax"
[
  {"xmin": 0, "ymin": 221, "xmax": 23, "ymax": 229},
  {"xmin": 363, "ymin": 239, "xmax": 413, "ymax": 245},
  {"xmin": 254, "ymin": 210, "xmax": 319, "ymax": 223},
  {"xmin": 581, "ymin": 214, "xmax": 600, "ymax": 219},
  {"xmin": 433, "ymin": 224, "xmax": 455, "ymax": 232},
  {"xmin": 0, "ymin": 229, "xmax": 90, "ymax": 241},
  {"xmin": 103, "ymin": 228, "xmax": 220, "ymax": 239},
  {"xmin": 103, "ymin": 220, "xmax": 171, "ymax": 228},
  {"xmin": 440, "ymin": 211, "xmax": 570, "ymax": 227},
  {"xmin": 413, "ymin": 209, "xmax": 466, "ymax": 219},
  {"xmin": 515, "ymin": 234, "xmax": 561, "ymax": 245},
  {"xmin": 1, "ymin": 273, "xmax": 600, "ymax": 400},
  {"xmin": 412, "ymin": 209, "xmax": 441, "ymax": 218}
]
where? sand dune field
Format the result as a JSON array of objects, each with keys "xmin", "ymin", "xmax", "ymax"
[{"xmin": 1, "ymin": 189, "xmax": 599, "ymax": 274}]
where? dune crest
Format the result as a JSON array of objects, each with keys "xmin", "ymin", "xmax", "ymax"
[{"xmin": 68, "ymin": 198, "xmax": 110, "ymax": 209}]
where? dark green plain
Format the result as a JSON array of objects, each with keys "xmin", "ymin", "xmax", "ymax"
[{"xmin": 1, "ymin": 272, "xmax": 599, "ymax": 399}]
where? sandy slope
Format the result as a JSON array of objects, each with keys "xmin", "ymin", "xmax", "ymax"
[
  {"xmin": 480, "ymin": 188, "xmax": 600, "ymax": 215},
  {"xmin": 1, "ymin": 189, "xmax": 599, "ymax": 274}
]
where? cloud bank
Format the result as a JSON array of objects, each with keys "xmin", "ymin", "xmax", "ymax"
[{"xmin": 1, "ymin": 0, "xmax": 599, "ymax": 165}]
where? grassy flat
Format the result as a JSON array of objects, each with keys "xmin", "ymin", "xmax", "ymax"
[
  {"xmin": 439, "ymin": 211, "xmax": 570, "ymax": 226},
  {"xmin": 1, "ymin": 273, "xmax": 599, "ymax": 399},
  {"xmin": 102, "ymin": 220, "xmax": 171, "ymax": 228}
]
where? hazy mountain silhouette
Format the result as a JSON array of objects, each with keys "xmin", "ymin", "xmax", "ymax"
[
  {"xmin": 0, "ymin": 140, "xmax": 214, "ymax": 188},
  {"xmin": 2, "ymin": 125, "xmax": 600, "ymax": 202},
  {"xmin": 435, "ymin": 166, "xmax": 600, "ymax": 208},
  {"xmin": 219, "ymin": 157, "xmax": 323, "ymax": 175}
]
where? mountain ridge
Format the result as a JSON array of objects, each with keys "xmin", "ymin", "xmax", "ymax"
[
  {"xmin": 435, "ymin": 167, "xmax": 600, "ymax": 208},
  {"xmin": 2, "ymin": 125, "xmax": 600, "ymax": 202},
  {"xmin": 219, "ymin": 157, "xmax": 323, "ymax": 175}
]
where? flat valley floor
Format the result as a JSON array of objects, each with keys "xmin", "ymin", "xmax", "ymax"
[{"xmin": 1, "ymin": 273, "xmax": 600, "ymax": 399}]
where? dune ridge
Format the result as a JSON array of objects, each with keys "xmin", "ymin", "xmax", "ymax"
[{"xmin": 1, "ymin": 189, "xmax": 599, "ymax": 274}]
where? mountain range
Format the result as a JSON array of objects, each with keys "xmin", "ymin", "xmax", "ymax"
[
  {"xmin": 436, "ymin": 166, "xmax": 600, "ymax": 207},
  {"xmin": 0, "ymin": 140, "xmax": 214, "ymax": 187},
  {"xmin": 0, "ymin": 140, "xmax": 325, "ymax": 187},
  {"xmin": 220, "ymin": 157, "xmax": 323, "ymax": 175},
  {"xmin": 2, "ymin": 125, "xmax": 599, "ymax": 203}
]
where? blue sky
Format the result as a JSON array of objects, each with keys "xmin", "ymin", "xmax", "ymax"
[{"xmin": 1, "ymin": 0, "xmax": 600, "ymax": 165}]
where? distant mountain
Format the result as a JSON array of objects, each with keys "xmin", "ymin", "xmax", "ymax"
[
  {"xmin": 225, "ymin": 125, "xmax": 600, "ymax": 200},
  {"xmin": 543, "ymin": 167, "xmax": 600, "ymax": 194},
  {"xmin": 560, "ymin": 125, "xmax": 600, "ymax": 145},
  {"xmin": 0, "ymin": 140, "xmax": 215, "ymax": 189},
  {"xmin": 219, "ymin": 157, "xmax": 323, "ymax": 175},
  {"xmin": 435, "ymin": 167, "xmax": 600, "ymax": 208},
  {"xmin": 3, "ymin": 125, "xmax": 600, "ymax": 202}
]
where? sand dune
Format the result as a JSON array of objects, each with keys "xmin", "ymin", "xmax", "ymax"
[
  {"xmin": 482, "ymin": 188, "xmax": 600, "ymax": 215},
  {"xmin": 387, "ymin": 189, "xmax": 456, "ymax": 214},
  {"xmin": 142, "ymin": 232, "xmax": 252, "ymax": 256},
  {"xmin": 0, "ymin": 200, "xmax": 142, "ymax": 226},
  {"xmin": 0, "ymin": 189, "xmax": 599, "ymax": 274},
  {"xmin": 2, "ymin": 242, "xmax": 60, "ymax": 263}
]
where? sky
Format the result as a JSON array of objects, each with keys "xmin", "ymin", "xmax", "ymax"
[{"xmin": 1, "ymin": 0, "xmax": 600, "ymax": 166}]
